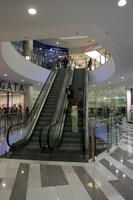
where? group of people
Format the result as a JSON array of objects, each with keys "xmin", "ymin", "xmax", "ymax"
[
  {"xmin": 0, "ymin": 104, "xmax": 30, "ymax": 119},
  {"xmin": 66, "ymin": 85, "xmax": 84, "ymax": 133}
]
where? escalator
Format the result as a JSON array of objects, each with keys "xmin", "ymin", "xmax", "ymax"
[
  {"xmin": 5, "ymin": 68, "xmax": 66, "ymax": 160},
  {"xmin": 59, "ymin": 69, "xmax": 84, "ymax": 151}
]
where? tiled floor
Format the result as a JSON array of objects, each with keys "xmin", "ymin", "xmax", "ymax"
[{"xmin": 0, "ymin": 122, "xmax": 133, "ymax": 199}]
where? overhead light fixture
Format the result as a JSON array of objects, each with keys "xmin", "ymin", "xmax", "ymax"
[
  {"xmin": 59, "ymin": 36, "xmax": 88, "ymax": 40},
  {"xmin": 4, "ymin": 73, "xmax": 7, "ymax": 77},
  {"xmin": 118, "ymin": 0, "xmax": 127, "ymax": 7},
  {"xmin": 56, "ymin": 41, "xmax": 59, "ymax": 45},
  {"xmin": 108, "ymin": 81, "xmax": 111, "ymax": 84},
  {"xmin": 121, "ymin": 76, "xmax": 124, "ymax": 80},
  {"xmin": 2, "ymin": 183, "xmax": 6, "ymax": 188},
  {"xmin": 28, "ymin": 8, "xmax": 37, "ymax": 15},
  {"xmin": 22, "ymin": 80, "xmax": 24, "ymax": 82},
  {"xmin": 85, "ymin": 51, "xmax": 105, "ymax": 64}
]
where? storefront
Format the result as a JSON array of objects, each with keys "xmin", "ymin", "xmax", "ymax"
[{"xmin": 0, "ymin": 79, "xmax": 25, "ymax": 112}]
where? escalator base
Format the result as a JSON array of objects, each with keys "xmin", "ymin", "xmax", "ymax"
[{"xmin": 2, "ymin": 149, "xmax": 87, "ymax": 163}]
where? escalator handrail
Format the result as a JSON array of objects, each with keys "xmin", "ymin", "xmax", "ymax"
[
  {"xmin": 6, "ymin": 66, "xmax": 59, "ymax": 148},
  {"xmin": 39, "ymin": 66, "xmax": 74, "ymax": 151},
  {"xmin": 47, "ymin": 66, "xmax": 74, "ymax": 149}
]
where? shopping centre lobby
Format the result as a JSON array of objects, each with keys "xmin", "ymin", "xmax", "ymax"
[{"xmin": 0, "ymin": 0, "xmax": 133, "ymax": 199}]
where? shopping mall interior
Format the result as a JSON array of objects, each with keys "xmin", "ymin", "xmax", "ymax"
[{"xmin": 0, "ymin": 0, "xmax": 133, "ymax": 199}]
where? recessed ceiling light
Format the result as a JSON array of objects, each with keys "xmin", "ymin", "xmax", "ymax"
[
  {"xmin": 28, "ymin": 8, "xmax": 37, "ymax": 15},
  {"xmin": 22, "ymin": 80, "xmax": 24, "ymax": 82},
  {"xmin": 56, "ymin": 41, "xmax": 59, "ymax": 45},
  {"xmin": 2, "ymin": 183, "xmax": 6, "ymax": 187},
  {"xmin": 121, "ymin": 76, "xmax": 124, "ymax": 80},
  {"xmin": 118, "ymin": 0, "xmax": 127, "ymax": 7},
  {"xmin": 4, "ymin": 73, "xmax": 7, "ymax": 77}
]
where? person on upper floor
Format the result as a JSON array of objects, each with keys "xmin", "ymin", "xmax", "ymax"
[{"xmin": 88, "ymin": 58, "xmax": 92, "ymax": 70}]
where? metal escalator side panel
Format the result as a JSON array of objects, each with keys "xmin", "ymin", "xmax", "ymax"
[
  {"xmin": 6, "ymin": 67, "xmax": 59, "ymax": 149},
  {"xmin": 38, "ymin": 68, "xmax": 66, "ymax": 150}
]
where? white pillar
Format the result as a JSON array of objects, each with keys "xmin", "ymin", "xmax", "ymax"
[
  {"xmin": 22, "ymin": 40, "xmax": 33, "ymax": 57},
  {"xmin": 127, "ymin": 89, "xmax": 131, "ymax": 122},
  {"xmin": 25, "ymin": 85, "xmax": 33, "ymax": 111}
]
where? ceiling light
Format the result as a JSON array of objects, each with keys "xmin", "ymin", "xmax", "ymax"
[
  {"xmin": 59, "ymin": 36, "xmax": 88, "ymax": 40},
  {"xmin": 56, "ymin": 41, "xmax": 59, "ymax": 45},
  {"xmin": 118, "ymin": 0, "xmax": 127, "ymax": 7},
  {"xmin": 2, "ymin": 183, "xmax": 6, "ymax": 187},
  {"xmin": 108, "ymin": 81, "xmax": 111, "ymax": 84},
  {"xmin": 121, "ymin": 76, "xmax": 124, "ymax": 80},
  {"xmin": 4, "ymin": 73, "xmax": 7, "ymax": 77},
  {"xmin": 22, "ymin": 80, "xmax": 24, "ymax": 82},
  {"xmin": 28, "ymin": 8, "xmax": 37, "ymax": 15}
]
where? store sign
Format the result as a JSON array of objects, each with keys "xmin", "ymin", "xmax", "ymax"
[{"xmin": 0, "ymin": 79, "xmax": 25, "ymax": 93}]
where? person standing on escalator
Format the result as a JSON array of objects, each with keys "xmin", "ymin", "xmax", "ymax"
[
  {"xmin": 71, "ymin": 100, "xmax": 78, "ymax": 133},
  {"xmin": 66, "ymin": 85, "xmax": 73, "ymax": 112}
]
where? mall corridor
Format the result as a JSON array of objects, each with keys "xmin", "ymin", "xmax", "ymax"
[{"xmin": 0, "ymin": 122, "xmax": 133, "ymax": 200}]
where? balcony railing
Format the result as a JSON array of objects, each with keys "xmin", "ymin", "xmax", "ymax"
[
  {"xmin": 12, "ymin": 41, "xmax": 50, "ymax": 69},
  {"xmin": 72, "ymin": 50, "xmax": 110, "ymax": 70}
]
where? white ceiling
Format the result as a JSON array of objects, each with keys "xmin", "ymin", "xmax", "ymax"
[{"xmin": 0, "ymin": 0, "xmax": 133, "ymax": 86}]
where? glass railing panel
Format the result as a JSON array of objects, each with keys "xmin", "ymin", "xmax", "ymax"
[
  {"xmin": 7, "ymin": 68, "xmax": 58, "ymax": 148},
  {"xmin": 89, "ymin": 114, "xmax": 123, "ymax": 161}
]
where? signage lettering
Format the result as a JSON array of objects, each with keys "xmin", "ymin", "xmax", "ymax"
[
  {"xmin": 0, "ymin": 79, "xmax": 25, "ymax": 93},
  {"xmin": 0, "ymin": 81, "xmax": 5, "ymax": 89},
  {"xmin": 7, "ymin": 82, "xmax": 12, "ymax": 90}
]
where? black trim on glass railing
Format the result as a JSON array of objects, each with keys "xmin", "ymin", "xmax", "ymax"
[{"xmin": 6, "ymin": 67, "xmax": 56, "ymax": 148}]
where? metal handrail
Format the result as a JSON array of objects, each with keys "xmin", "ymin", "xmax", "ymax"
[
  {"xmin": 6, "ymin": 66, "xmax": 59, "ymax": 149},
  {"xmin": 91, "ymin": 114, "xmax": 123, "ymax": 162},
  {"xmin": 90, "ymin": 50, "xmax": 110, "ymax": 70},
  {"xmin": 84, "ymin": 64, "xmax": 89, "ymax": 160}
]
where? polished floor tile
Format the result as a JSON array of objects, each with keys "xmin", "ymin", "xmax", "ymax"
[
  {"xmin": 9, "ymin": 163, "xmax": 30, "ymax": 200},
  {"xmin": 40, "ymin": 164, "xmax": 68, "ymax": 187},
  {"xmin": 0, "ymin": 122, "xmax": 133, "ymax": 199},
  {"xmin": 73, "ymin": 166, "xmax": 108, "ymax": 200}
]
